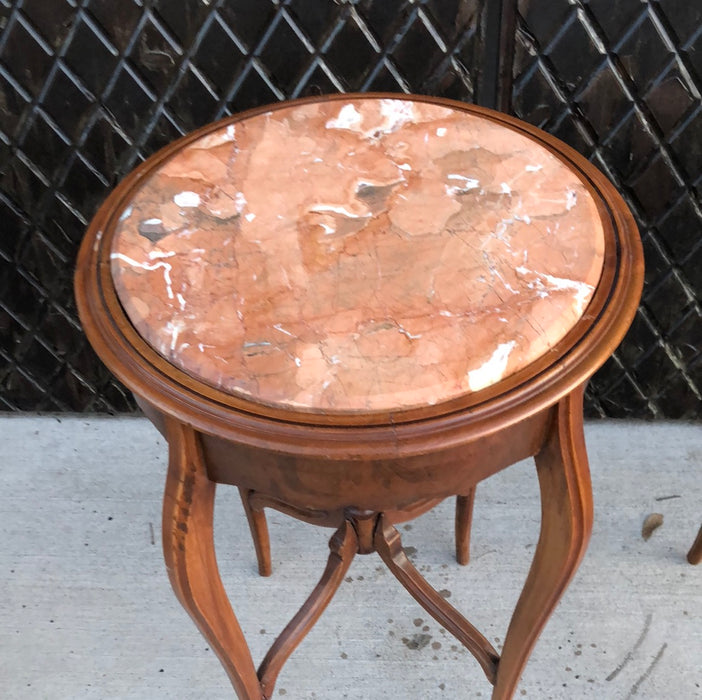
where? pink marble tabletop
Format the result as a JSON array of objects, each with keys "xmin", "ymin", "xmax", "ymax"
[{"xmin": 110, "ymin": 96, "xmax": 605, "ymax": 414}]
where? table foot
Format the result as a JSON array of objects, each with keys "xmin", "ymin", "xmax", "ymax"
[
  {"xmin": 456, "ymin": 488, "xmax": 476, "ymax": 565},
  {"xmin": 492, "ymin": 388, "xmax": 593, "ymax": 699},
  {"xmin": 687, "ymin": 524, "xmax": 702, "ymax": 565},
  {"xmin": 163, "ymin": 421, "xmax": 263, "ymax": 700},
  {"xmin": 258, "ymin": 521, "xmax": 357, "ymax": 698}
]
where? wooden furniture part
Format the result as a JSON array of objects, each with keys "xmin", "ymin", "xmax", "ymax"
[
  {"xmin": 688, "ymin": 525, "xmax": 702, "ymax": 565},
  {"xmin": 75, "ymin": 94, "xmax": 643, "ymax": 699}
]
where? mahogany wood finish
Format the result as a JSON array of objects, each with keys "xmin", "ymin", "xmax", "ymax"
[
  {"xmin": 688, "ymin": 525, "xmax": 702, "ymax": 565},
  {"xmin": 374, "ymin": 514, "xmax": 500, "ymax": 682},
  {"xmin": 238, "ymin": 488, "xmax": 272, "ymax": 577},
  {"xmin": 456, "ymin": 489, "xmax": 477, "ymax": 565},
  {"xmin": 163, "ymin": 419, "xmax": 262, "ymax": 699},
  {"xmin": 75, "ymin": 93, "xmax": 644, "ymax": 699},
  {"xmin": 493, "ymin": 386, "xmax": 592, "ymax": 696},
  {"xmin": 257, "ymin": 520, "xmax": 357, "ymax": 698}
]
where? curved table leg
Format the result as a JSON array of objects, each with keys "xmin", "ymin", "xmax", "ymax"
[
  {"xmin": 456, "ymin": 487, "xmax": 476, "ymax": 565},
  {"xmin": 688, "ymin": 525, "xmax": 702, "ymax": 565},
  {"xmin": 375, "ymin": 514, "xmax": 499, "ymax": 683},
  {"xmin": 492, "ymin": 387, "xmax": 593, "ymax": 699},
  {"xmin": 258, "ymin": 520, "xmax": 357, "ymax": 698},
  {"xmin": 239, "ymin": 488, "xmax": 273, "ymax": 577},
  {"xmin": 163, "ymin": 421, "xmax": 263, "ymax": 700}
]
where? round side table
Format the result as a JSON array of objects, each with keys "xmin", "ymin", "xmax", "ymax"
[{"xmin": 75, "ymin": 94, "xmax": 643, "ymax": 699}]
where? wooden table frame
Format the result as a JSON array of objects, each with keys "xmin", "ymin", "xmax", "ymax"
[{"xmin": 75, "ymin": 94, "xmax": 643, "ymax": 699}]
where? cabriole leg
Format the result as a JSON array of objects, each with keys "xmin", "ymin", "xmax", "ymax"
[
  {"xmin": 163, "ymin": 420, "xmax": 263, "ymax": 700},
  {"xmin": 492, "ymin": 387, "xmax": 593, "ymax": 699}
]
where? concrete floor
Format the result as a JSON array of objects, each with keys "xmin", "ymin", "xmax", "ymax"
[{"xmin": 0, "ymin": 416, "xmax": 699, "ymax": 699}]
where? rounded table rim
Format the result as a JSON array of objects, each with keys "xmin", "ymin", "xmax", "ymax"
[{"xmin": 75, "ymin": 92, "xmax": 643, "ymax": 456}]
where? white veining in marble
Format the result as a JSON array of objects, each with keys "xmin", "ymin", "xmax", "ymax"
[{"xmin": 110, "ymin": 97, "xmax": 606, "ymax": 413}]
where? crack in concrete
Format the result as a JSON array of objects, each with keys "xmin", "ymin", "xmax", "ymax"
[
  {"xmin": 625, "ymin": 642, "xmax": 667, "ymax": 698},
  {"xmin": 606, "ymin": 612, "xmax": 652, "ymax": 681}
]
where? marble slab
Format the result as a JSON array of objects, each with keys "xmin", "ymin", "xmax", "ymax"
[{"xmin": 110, "ymin": 97, "xmax": 605, "ymax": 414}]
